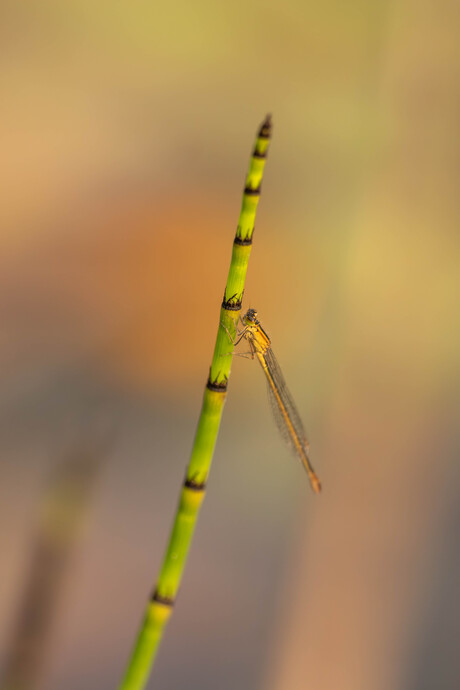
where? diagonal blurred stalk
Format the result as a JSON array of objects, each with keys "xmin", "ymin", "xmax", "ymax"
[
  {"xmin": 1, "ymin": 442, "xmax": 106, "ymax": 690},
  {"xmin": 118, "ymin": 114, "xmax": 273, "ymax": 690}
]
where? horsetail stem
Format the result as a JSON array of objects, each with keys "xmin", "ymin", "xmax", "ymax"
[{"xmin": 118, "ymin": 115, "xmax": 272, "ymax": 690}]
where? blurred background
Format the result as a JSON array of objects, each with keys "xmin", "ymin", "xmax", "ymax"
[{"xmin": 1, "ymin": 1, "xmax": 459, "ymax": 689}]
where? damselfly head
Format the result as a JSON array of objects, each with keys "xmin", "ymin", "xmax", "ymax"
[{"xmin": 244, "ymin": 308, "xmax": 258, "ymax": 324}]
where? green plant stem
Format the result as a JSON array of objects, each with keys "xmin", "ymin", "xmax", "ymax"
[{"xmin": 118, "ymin": 114, "xmax": 272, "ymax": 690}]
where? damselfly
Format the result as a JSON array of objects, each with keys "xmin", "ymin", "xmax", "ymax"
[{"xmin": 225, "ymin": 308, "xmax": 321, "ymax": 494}]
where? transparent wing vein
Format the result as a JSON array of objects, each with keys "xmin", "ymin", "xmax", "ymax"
[{"xmin": 262, "ymin": 348, "xmax": 310, "ymax": 454}]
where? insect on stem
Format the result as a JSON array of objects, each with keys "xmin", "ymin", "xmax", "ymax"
[{"xmin": 232, "ymin": 308, "xmax": 321, "ymax": 494}]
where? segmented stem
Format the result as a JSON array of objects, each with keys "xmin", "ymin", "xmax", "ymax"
[{"xmin": 118, "ymin": 115, "xmax": 272, "ymax": 690}]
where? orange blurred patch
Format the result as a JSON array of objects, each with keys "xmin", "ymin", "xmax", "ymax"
[
  {"xmin": 0, "ymin": 186, "xmax": 322, "ymax": 395},
  {"xmin": 69, "ymin": 189, "xmax": 320, "ymax": 393}
]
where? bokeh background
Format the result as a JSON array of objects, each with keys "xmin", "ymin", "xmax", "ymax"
[{"xmin": 1, "ymin": 1, "xmax": 459, "ymax": 689}]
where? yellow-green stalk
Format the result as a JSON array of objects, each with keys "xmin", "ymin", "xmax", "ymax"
[{"xmin": 118, "ymin": 115, "xmax": 272, "ymax": 690}]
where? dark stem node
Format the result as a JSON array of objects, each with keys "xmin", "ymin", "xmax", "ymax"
[
  {"xmin": 184, "ymin": 477, "xmax": 207, "ymax": 492},
  {"xmin": 206, "ymin": 376, "xmax": 228, "ymax": 392},
  {"xmin": 244, "ymin": 185, "xmax": 261, "ymax": 196},
  {"xmin": 221, "ymin": 291, "xmax": 242, "ymax": 311},
  {"xmin": 234, "ymin": 234, "xmax": 253, "ymax": 246},
  {"xmin": 258, "ymin": 113, "xmax": 272, "ymax": 139},
  {"xmin": 151, "ymin": 590, "xmax": 175, "ymax": 607}
]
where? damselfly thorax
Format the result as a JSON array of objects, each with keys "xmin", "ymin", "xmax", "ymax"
[{"xmin": 240, "ymin": 308, "xmax": 271, "ymax": 355}]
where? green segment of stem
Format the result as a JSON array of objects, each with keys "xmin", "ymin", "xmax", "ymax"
[{"xmin": 118, "ymin": 114, "xmax": 272, "ymax": 690}]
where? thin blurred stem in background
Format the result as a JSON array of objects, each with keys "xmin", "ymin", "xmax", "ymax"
[
  {"xmin": 0, "ymin": 442, "xmax": 106, "ymax": 690},
  {"xmin": 118, "ymin": 115, "xmax": 272, "ymax": 690}
]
